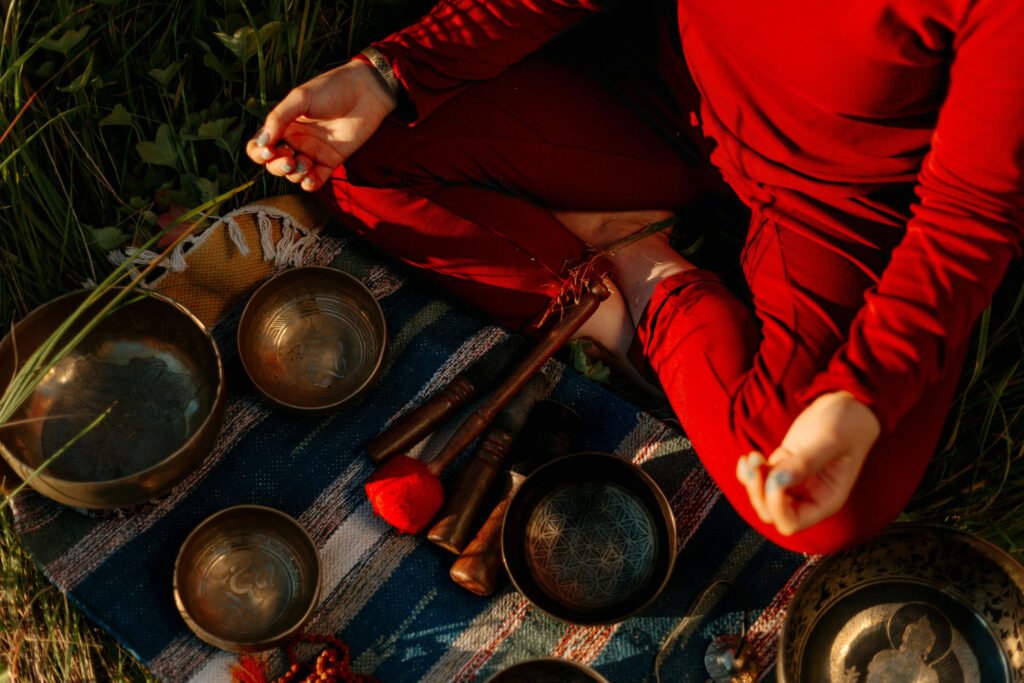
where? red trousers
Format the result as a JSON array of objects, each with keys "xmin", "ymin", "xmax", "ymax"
[{"xmin": 322, "ymin": 57, "xmax": 966, "ymax": 554}]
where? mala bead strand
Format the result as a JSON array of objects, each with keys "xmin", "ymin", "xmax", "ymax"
[{"xmin": 267, "ymin": 633, "xmax": 377, "ymax": 683}]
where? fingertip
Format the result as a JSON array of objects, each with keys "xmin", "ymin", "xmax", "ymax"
[{"xmin": 765, "ymin": 469, "xmax": 794, "ymax": 495}]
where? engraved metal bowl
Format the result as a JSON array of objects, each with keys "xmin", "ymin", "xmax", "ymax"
[
  {"xmin": 502, "ymin": 451, "xmax": 676, "ymax": 625},
  {"xmin": 237, "ymin": 267, "xmax": 386, "ymax": 414},
  {"xmin": 485, "ymin": 657, "xmax": 610, "ymax": 683},
  {"xmin": 0, "ymin": 289, "xmax": 225, "ymax": 509},
  {"xmin": 778, "ymin": 524, "xmax": 1024, "ymax": 683},
  {"xmin": 173, "ymin": 505, "xmax": 321, "ymax": 652}
]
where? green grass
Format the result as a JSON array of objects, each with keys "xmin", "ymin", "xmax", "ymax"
[
  {"xmin": 1, "ymin": 0, "xmax": 1022, "ymax": 680},
  {"xmin": 0, "ymin": 0, "xmax": 424, "ymax": 678}
]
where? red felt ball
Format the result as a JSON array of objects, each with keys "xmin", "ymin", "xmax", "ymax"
[{"xmin": 365, "ymin": 455, "xmax": 444, "ymax": 534}]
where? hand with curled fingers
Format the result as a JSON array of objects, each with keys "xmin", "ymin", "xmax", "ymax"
[
  {"xmin": 245, "ymin": 59, "xmax": 398, "ymax": 192},
  {"xmin": 735, "ymin": 391, "xmax": 881, "ymax": 537}
]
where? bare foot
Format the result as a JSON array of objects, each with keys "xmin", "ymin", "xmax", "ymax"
[
  {"xmin": 554, "ymin": 209, "xmax": 696, "ymax": 324},
  {"xmin": 553, "ymin": 209, "xmax": 698, "ymax": 394}
]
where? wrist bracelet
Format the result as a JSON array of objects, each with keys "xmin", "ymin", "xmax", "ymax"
[{"xmin": 359, "ymin": 47, "xmax": 403, "ymax": 101}]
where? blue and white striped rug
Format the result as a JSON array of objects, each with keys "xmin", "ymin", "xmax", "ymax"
[{"xmin": 12, "ymin": 237, "xmax": 809, "ymax": 682}]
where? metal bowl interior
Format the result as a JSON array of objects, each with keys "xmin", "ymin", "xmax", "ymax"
[
  {"xmin": 0, "ymin": 289, "xmax": 224, "ymax": 508},
  {"xmin": 778, "ymin": 524, "xmax": 1024, "ymax": 683},
  {"xmin": 485, "ymin": 658, "xmax": 609, "ymax": 683},
  {"xmin": 173, "ymin": 505, "xmax": 321, "ymax": 652},
  {"xmin": 502, "ymin": 452, "xmax": 676, "ymax": 625},
  {"xmin": 237, "ymin": 267, "xmax": 386, "ymax": 413}
]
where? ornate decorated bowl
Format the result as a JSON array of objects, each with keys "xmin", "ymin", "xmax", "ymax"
[
  {"xmin": 173, "ymin": 505, "xmax": 321, "ymax": 652},
  {"xmin": 502, "ymin": 451, "xmax": 676, "ymax": 625},
  {"xmin": 778, "ymin": 524, "xmax": 1024, "ymax": 683},
  {"xmin": 0, "ymin": 289, "xmax": 225, "ymax": 509},
  {"xmin": 237, "ymin": 267, "xmax": 386, "ymax": 414}
]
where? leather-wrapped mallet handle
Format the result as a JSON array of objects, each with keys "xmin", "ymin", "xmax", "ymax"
[
  {"xmin": 427, "ymin": 373, "xmax": 548, "ymax": 553},
  {"xmin": 425, "ymin": 281, "xmax": 609, "ymax": 478},
  {"xmin": 366, "ymin": 335, "xmax": 528, "ymax": 466},
  {"xmin": 365, "ymin": 376, "xmax": 476, "ymax": 466},
  {"xmin": 428, "ymin": 429, "xmax": 515, "ymax": 554},
  {"xmin": 449, "ymin": 399, "xmax": 584, "ymax": 595},
  {"xmin": 449, "ymin": 487, "xmax": 518, "ymax": 596}
]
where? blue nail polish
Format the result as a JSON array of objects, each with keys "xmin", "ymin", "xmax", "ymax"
[
  {"xmin": 738, "ymin": 459, "xmax": 753, "ymax": 481},
  {"xmin": 766, "ymin": 470, "xmax": 792, "ymax": 493},
  {"xmin": 256, "ymin": 130, "xmax": 269, "ymax": 147},
  {"xmin": 260, "ymin": 148, "xmax": 273, "ymax": 161},
  {"xmin": 296, "ymin": 161, "xmax": 308, "ymax": 175},
  {"xmin": 282, "ymin": 163, "xmax": 294, "ymax": 174}
]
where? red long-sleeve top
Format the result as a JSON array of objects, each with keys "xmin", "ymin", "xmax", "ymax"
[{"xmin": 370, "ymin": 0, "xmax": 1024, "ymax": 433}]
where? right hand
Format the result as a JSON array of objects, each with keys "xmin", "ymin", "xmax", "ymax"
[{"xmin": 245, "ymin": 59, "xmax": 398, "ymax": 192}]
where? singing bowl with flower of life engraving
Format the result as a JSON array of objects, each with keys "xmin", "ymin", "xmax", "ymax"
[
  {"xmin": 0, "ymin": 289, "xmax": 225, "ymax": 509},
  {"xmin": 778, "ymin": 524, "xmax": 1024, "ymax": 683},
  {"xmin": 174, "ymin": 505, "xmax": 321, "ymax": 652},
  {"xmin": 237, "ymin": 267, "xmax": 387, "ymax": 414},
  {"xmin": 502, "ymin": 451, "xmax": 677, "ymax": 625}
]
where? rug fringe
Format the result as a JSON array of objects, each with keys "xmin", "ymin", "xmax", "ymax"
[{"xmin": 106, "ymin": 202, "xmax": 322, "ymax": 289}]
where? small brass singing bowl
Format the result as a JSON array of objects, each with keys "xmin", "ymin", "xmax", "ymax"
[
  {"xmin": 174, "ymin": 505, "xmax": 321, "ymax": 652},
  {"xmin": 237, "ymin": 267, "xmax": 387, "ymax": 414},
  {"xmin": 778, "ymin": 524, "xmax": 1024, "ymax": 683},
  {"xmin": 502, "ymin": 452, "xmax": 677, "ymax": 625},
  {"xmin": 0, "ymin": 289, "xmax": 225, "ymax": 509},
  {"xmin": 485, "ymin": 658, "xmax": 610, "ymax": 683}
]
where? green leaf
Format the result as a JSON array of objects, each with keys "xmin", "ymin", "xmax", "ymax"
[
  {"xmin": 89, "ymin": 227, "xmax": 129, "ymax": 250},
  {"xmin": 202, "ymin": 51, "xmax": 239, "ymax": 80},
  {"xmin": 196, "ymin": 116, "xmax": 237, "ymax": 140},
  {"xmin": 568, "ymin": 339, "xmax": 612, "ymax": 384},
  {"xmin": 57, "ymin": 53, "xmax": 94, "ymax": 93},
  {"xmin": 214, "ymin": 21, "xmax": 283, "ymax": 62},
  {"xmin": 40, "ymin": 26, "xmax": 90, "ymax": 54},
  {"xmin": 148, "ymin": 63, "xmax": 180, "ymax": 89},
  {"xmin": 135, "ymin": 124, "xmax": 177, "ymax": 168},
  {"xmin": 196, "ymin": 177, "xmax": 219, "ymax": 203},
  {"xmin": 99, "ymin": 103, "xmax": 132, "ymax": 127}
]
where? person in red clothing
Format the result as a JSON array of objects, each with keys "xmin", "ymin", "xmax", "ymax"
[{"xmin": 244, "ymin": 1, "xmax": 1023, "ymax": 554}]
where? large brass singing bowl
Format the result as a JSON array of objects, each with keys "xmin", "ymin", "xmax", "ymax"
[
  {"xmin": 0, "ymin": 289, "xmax": 225, "ymax": 509},
  {"xmin": 778, "ymin": 524, "xmax": 1024, "ymax": 683},
  {"xmin": 502, "ymin": 452, "xmax": 677, "ymax": 625},
  {"xmin": 237, "ymin": 267, "xmax": 387, "ymax": 414}
]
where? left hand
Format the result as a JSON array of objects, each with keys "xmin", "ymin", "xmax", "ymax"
[{"xmin": 735, "ymin": 391, "xmax": 881, "ymax": 536}]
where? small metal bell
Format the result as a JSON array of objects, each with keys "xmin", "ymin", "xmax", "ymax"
[{"xmin": 704, "ymin": 634, "xmax": 759, "ymax": 683}]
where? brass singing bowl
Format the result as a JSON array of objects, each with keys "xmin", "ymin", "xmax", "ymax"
[
  {"xmin": 502, "ymin": 452, "xmax": 677, "ymax": 625},
  {"xmin": 174, "ymin": 505, "xmax": 321, "ymax": 652},
  {"xmin": 0, "ymin": 289, "xmax": 225, "ymax": 509},
  {"xmin": 485, "ymin": 658, "xmax": 610, "ymax": 683},
  {"xmin": 778, "ymin": 524, "xmax": 1024, "ymax": 683},
  {"xmin": 237, "ymin": 267, "xmax": 387, "ymax": 414}
]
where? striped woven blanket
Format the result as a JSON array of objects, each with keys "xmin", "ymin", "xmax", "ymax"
[{"xmin": 12, "ymin": 216, "xmax": 811, "ymax": 682}]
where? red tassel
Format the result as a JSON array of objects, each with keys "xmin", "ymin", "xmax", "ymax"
[
  {"xmin": 365, "ymin": 455, "xmax": 444, "ymax": 534},
  {"xmin": 230, "ymin": 655, "xmax": 268, "ymax": 683}
]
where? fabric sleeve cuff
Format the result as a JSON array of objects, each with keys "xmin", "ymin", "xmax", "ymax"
[{"xmin": 797, "ymin": 370, "xmax": 893, "ymax": 435}]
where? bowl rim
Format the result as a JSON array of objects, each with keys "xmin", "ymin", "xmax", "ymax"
[
  {"xmin": 501, "ymin": 450, "xmax": 678, "ymax": 625},
  {"xmin": 0, "ymin": 288, "xmax": 225, "ymax": 493},
  {"xmin": 172, "ymin": 503, "xmax": 322, "ymax": 652},
  {"xmin": 483, "ymin": 656, "xmax": 611, "ymax": 683},
  {"xmin": 236, "ymin": 266, "xmax": 388, "ymax": 414},
  {"xmin": 775, "ymin": 522, "xmax": 1024, "ymax": 682}
]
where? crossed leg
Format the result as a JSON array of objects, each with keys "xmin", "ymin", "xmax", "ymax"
[{"xmin": 320, "ymin": 54, "xmax": 964, "ymax": 554}]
